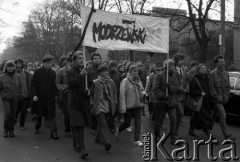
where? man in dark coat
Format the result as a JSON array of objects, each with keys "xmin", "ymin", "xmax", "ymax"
[
  {"xmin": 67, "ymin": 51, "xmax": 93, "ymax": 159},
  {"xmin": 31, "ymin": 54, "xmax": 59, "ymax": 139}
]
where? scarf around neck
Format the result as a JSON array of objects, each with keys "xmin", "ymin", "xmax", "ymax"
[
  {"xmin": 127, "ymin": 74, "xmax": 140, "ymax": 85},
  {"xmin": 127, "ymin": 74, "xmax": 142, "ymax": 93},
  {"xmin": 98, "ymin": 75, "xmax": 111, "ymax": 101}
]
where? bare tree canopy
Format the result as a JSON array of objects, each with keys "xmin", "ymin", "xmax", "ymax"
[{"xmin": 0, "ymin": 0, "xmax": 237, "ymax": 64}]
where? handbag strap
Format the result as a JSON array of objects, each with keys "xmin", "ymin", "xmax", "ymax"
[{"xmin": 194, "ymin": 77, "xmax": 203, "ymax": 92}]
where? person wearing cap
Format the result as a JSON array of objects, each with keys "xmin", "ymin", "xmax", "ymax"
[
  {"xmin": 152, "ymin": 59, "xmax": 179, "ymax": 145},
  {"xmin": 66, "ymin": 51, "xmax": 93, "ymax": 159},
  {"xmin": 92, "ymin": 65, "xmax": 117, "ymax": 152},
  {"xmin": 116, "ymin": 64, "xmax": 145, "ymax": 147},
  {"xmin": 15, "ymin": 58, "xmax": 31, "ymax": 130},
  {"xmin": 31, "ymin": 54, "xmax": 59, "ymax": 139},
  {"xmin": 56, "ymin": 54, "xmax": 72, "ymax": 137},
  {"xmin": 0, "ymin": 60, "xmax": 23, "ymax": 137}
]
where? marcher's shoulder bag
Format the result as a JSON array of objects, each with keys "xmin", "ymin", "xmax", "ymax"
[{"xmin": 186, "ymin": 77, "xmax": 203, "ymax": 112}]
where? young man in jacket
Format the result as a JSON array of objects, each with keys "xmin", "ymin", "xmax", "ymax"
[
  {"xmin": 92, "ymin": 65, "xmax": 117, "ymax": 152},
  {"xmin": 152, "ymin": 59, "xmax": 180, "ymax": 145},
  {"xmin": 209, "ymin": 55, "xmax": 236, "ymax": 141},
  {"xmin": 172, "ymin": 53, "xmax": 188, "ymax": 138},
  {"xmin": 15, "ymin": 58, "xmax": 31, "ymax": 130},
  {"xmin": 56, "ymin": 54, "xmax": 72, "ymax": 137}
]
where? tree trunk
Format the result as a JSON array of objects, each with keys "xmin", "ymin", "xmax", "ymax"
[{"xmin": 198, "ymin": 41, "xmax": 208, "ymax": 63}]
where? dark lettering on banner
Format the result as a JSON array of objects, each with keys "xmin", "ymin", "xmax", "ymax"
[{"xmin": 92, "ymin": 19, "xmax": 147, "ymax": 44}]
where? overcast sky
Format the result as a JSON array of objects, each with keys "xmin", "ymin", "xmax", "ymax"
[
  {"xmin": 0, "ymin": 0, "xmax": 234, "ymax": 53},
  {"xmin": 0, "ymin": 0, "xmax": 44, "ymax": 52}
]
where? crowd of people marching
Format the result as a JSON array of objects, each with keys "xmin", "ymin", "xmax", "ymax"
[{"xmin": 0, "ymin": 51, "xmax": 237, "ymax": 159}]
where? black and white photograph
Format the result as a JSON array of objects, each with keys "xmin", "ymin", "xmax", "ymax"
[{"xmin": 0, "ymin": 0, "xmax": 239, "ymax": 161}]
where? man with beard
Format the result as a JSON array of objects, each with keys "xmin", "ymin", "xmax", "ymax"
[
  {"xmin": 152, "ymin": 59, "xmax": 179, "ymax": 145},
  {"xmin": 88, "ymin": 53, "xmax": 101, "ymax": 80},
  {"xmin": 31, "ymin": 54, "xmax": 59, "ymax": 139},
  {"xmin": 67, "ymin": 51, "xmax": 93, "ymax": 159},
  {"xmin": 15, "ymin": 58, "xmax": 31, "ymax": 130},
  {"xmin": 0, "ymin": 61, "xmax": 23, "ymax": 137}
]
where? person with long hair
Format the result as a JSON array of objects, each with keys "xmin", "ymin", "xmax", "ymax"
[
  {"xmin": 188, "ymin": 64, "xmax": 214, "ymax": 137},
  {"xmin": 0, "ymin": 61, "xmax": 23, "ymax": 137}
]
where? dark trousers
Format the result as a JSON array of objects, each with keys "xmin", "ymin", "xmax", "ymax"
[
  {"xmin": 16, "ymin": 98, "xmax": 28, "ymax": 127},
  {"xmin": 176, "ymin": 101, "xmax": 184, "ymax": 136},
  {"xmin": 149, "ymin": 102, "xmax": 156, "ymax": 122},
  {"xmin": 3, "ymin": 100, "xmax": 18, "ymax": 132},
  {"xmin": 189, "ymin": 111, "xmax": 195, "ymax": 130},
  {"xmin": 72, "ymin": 126, "xmax": 85, "ymax": 151},
  {"xmin": 119, "ymin": 107, "xmax": 142, "ymax": 142},
  {"xmin": 154, "ymin": 103, "xmax": 177, "ymax": 140},
  {"xmin": 62, "ymin": 93, "xmax": 70, "ymax": 132},
  {"xmin": 96, "ymin": 112, "xmax": 110, "ymax": 144},
  {"xmin": 35, "ymin": 116, "xmax": 57, "ymax": 133}
]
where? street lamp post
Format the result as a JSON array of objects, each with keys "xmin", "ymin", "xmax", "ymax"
[{"xmin": 219, "ymin": 0, "xmax": 226, "ymax": 58}]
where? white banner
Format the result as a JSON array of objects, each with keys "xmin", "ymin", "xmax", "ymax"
[{"xmin": 81, "ymin": 6, "xmax": 169, "ymax": 53}]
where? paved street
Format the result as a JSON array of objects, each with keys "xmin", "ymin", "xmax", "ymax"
[{"xmin": 0, "ymin": 98, "xmax": 239, "ymax": 162}]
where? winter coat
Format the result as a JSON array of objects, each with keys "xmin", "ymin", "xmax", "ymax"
[
  {"xmin": 0, "ymin": 72, "xmax": 22, "ymax": 101},
  {"xmin": 67, "ymin": 66, "xmax": 93, "ymax": 127},
  {"xmin": 152, "ymin": 70, "xmax": 179, "ymax": 108},
  {"xmin": 16, "ymin": 69, "xmax": 31, "ymax": 98},
  {"xmin": 119, "ymin": 77, "xmax": 144, "ymax": 113},
  {"xmin": 209, "ymin": 68, "xmax": 230, "ymax": 104},
  {"xmin": 31, "ymin": 66, "xmax": 58, "ymax": 117},
  {"xmin": 189, "ymin": 74, "xmax": 213, "ymax": 130},
  {"xmin": 92, "ymin": 78, "xmax": 117, "ymax": 116}
]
